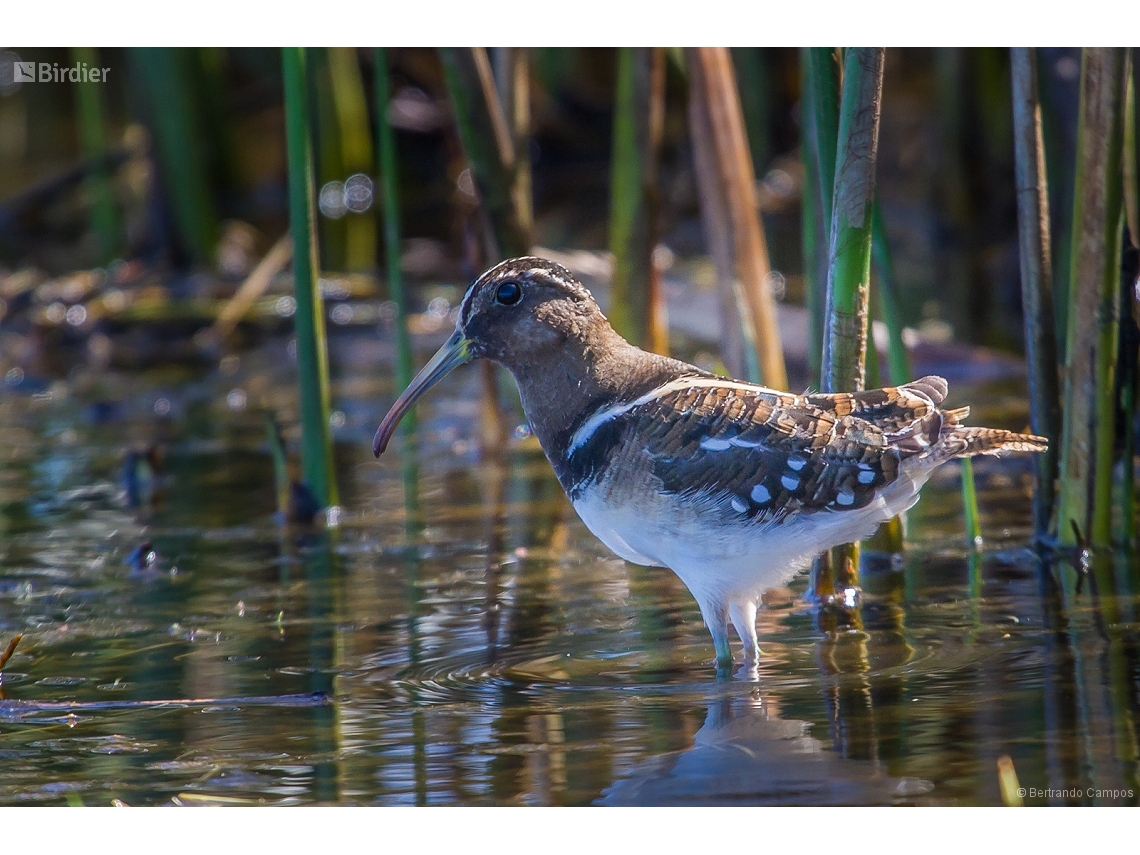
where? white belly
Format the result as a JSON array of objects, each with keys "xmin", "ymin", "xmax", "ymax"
[{"xmin": 570, "ymin": 458, "xmax": 936, "ymax": 607}]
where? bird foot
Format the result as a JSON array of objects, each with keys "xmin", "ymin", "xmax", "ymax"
[{"xmin": 712, "ymin": 647, "xmax": 762, "ymax": 681}]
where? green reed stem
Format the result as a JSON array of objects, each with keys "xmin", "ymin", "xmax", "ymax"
[
  {"xmin": 1135, "ymin": 48, "xmax": 1140, "ymax": 202},
  {"xmin": 263, "ymin": 412, "xmax": 290, "ymax": 516},
  {"xmin": 129, "ymin": 48, "xmax": 217, "ymax": 264},
  {"xmin": 374, "ymin": 49, "xmax": 415, "ymax": 436},
  {"xmin": 283, "ymin": 47, "xmax": 338, "ymax": 508},
  {"xmin": 1057, "ymin": 48, "xmax": 1126, "ymax": 547},
  {"xmin": 609, "ymin": 46, "xmax": 648, "ymax": 346},
  {"xmin": 609, "ymin": 47, "xmax": 667, "ymax": 354},
  {"xmin": 1090, "ymin": 47, "xmax": 1127, "ymax": 551},
  {"xmin": 1092, "ymin": 258, "xmax": 1125, "ymax": 550},
  {"xmin": 865, "ymin": 199, "xmax": 911, "ymax": 553},
  {"xmin": 732, "ymin": 47, "xmax": 773, "ymax": 175},
  {"xmin": 863, "ymin": 307, "xmax": 881, "ymax": 389},
  {"xmin": 1037, "ymin": 50, "xmax": 1077, "ymax": 357},
  {"xmin": 70, "ymin": 46, "xmax": 118, "ymax": 265},
  {"xmin": 821, "ymin": 47, "xmax": 883, "ymax": 397},
  {"xmin": 870, "ymin": 199, "xmax": 913, "ymax": 386},
  {"xmin": 1119, "ymin": 59, "xmax": 1139, "ymax": 547},
  {"xmin": 438, "ymin": 47, "xmax": 529, "ymax": 257},
  {"xmin": 493, "ymin": 48, "xmax": 534, "ymax": 242},
  {"xmin": 1121, "ymin": 51, "xmax": 1140, "ymax": 549},
  {"xmin": 328, "ymin": 46, "xmax": 376, "ymax": 272},
  {"xmin": 439, "ymin": 49, "xmax": 533, "ymax": 457},
  {"xmin": 1126, "ymin": 66, "xmax": 1139, "ymax": 242},
  {"xmin": 803, "ymin": 48, "xmax": 841, "ymax": 384},
  {"xmin": 194, "ymin": 48, "xmax": 238, "ymax": 194},
  {"xmin": 1118, "ymin": 348, "xmax": 1136, "ymax": 548},
  {"xmin": 311, "ymin": 50, "xmax": 346, "ymax": 272},
  {"xmin": 805, "ymin": 49, "xmax": 840, "ymax": 244},
  {"xmin": 800, "ymin": 67, "xmax": 822, "ymax": 381},
  {"xmin": 439, "ymin": 47, "xmax": 533, "ymax": 455},
  {"xmin": 822, "ymin": 47, "xmax": 885, "ymax": 591},
  {"xmin": 961, "ymin": 457, "xmax": 983, "ymax": 549},
  {"xmin": 1010, "ymin": 47, "xmax": 1062, "ymax": 541}
]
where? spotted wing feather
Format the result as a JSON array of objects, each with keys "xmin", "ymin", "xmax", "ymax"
[{"xmin": 572, "ymin": 377, "xmax": 955, "ymax": 520}]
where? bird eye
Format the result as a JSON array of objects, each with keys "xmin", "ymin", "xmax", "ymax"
[{"xmin": 495, "ymin": 280, "xmax": 522, "ymax": 306}]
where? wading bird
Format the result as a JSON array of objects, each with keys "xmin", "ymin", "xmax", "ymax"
[{"xmin": 374, "ymin": 258, "xmax": 1047, "ymax": 672}]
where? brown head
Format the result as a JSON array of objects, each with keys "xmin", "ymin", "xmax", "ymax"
[
  {"xmin": 455, "ymin": 257, "xmax": 610, "ymax": 369},
  {"xmin": 373, "ymin": 257, "xmax": 639, "ymax": 457}
]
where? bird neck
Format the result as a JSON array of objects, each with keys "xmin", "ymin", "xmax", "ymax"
[{"xmin": 503, "ymin": 324, "xmax": 700, "ymax": 474}]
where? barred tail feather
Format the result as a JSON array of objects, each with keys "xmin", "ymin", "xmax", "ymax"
[
  {"xmin": 935, "ymin": 426, "xmax": 1049, "ymax": 462},
  {"xmin": 942, "ymin": 406, "xmax": 970, "ymax": 424}
]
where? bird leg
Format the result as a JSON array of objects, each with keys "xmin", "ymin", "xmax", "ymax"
[
  {"xmin": 698, "ymin": 599, "xmax": 733, "ymax": 671},
  {"xmin": 729, "ymin": 600, "xmax": 760, "ymax": 665}
]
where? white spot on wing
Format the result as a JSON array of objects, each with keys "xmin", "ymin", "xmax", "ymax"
[
  {"xmin": 836, "ymin": 489, "xmax": 855, "ymax": 506},
  {"xmin": 730, "ymin": 436, "xmax": 764, "ymax": 448},
  {"xmin": 700, "ymin": 437, "xmax": 733, "ymax": 451},
  {"xmin": 750, "ymin": 484, "xmax": 771, "ymax": 504},
  {"xmin": 781, "ymin": 473, "xmax": 799, "ymax": 491},
  {"xmin": 731, "ymin": 497, "xmax": 748, "ymax": 514},
  {"xmin": 787, "ymin": 455, "xmax": 806, "ymax": 471},
  {"xmin": 857, "ymin": 469, "xmax": 876, "ymax": 484}
]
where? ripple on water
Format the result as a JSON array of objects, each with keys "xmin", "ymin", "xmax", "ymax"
[
  {"xmin": 29, "ymin": 735, "xmax": 157, "ymax": 754},
  {"xmin": 3, "ymin": 357, "xmax": 1136, "ymax": 806}
]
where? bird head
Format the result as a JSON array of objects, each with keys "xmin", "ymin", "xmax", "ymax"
[{"xmin": 372, "ymin": 257, "xmax": 606, "ymax": 456}]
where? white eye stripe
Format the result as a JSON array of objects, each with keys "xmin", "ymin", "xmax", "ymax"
[
  {"xmin": 457, "ymin": 282, "xmax": 480, "ymax": 325},
  {"xmin": 567, "ymin": 376, "xmax": 784, "ymax": 454}
]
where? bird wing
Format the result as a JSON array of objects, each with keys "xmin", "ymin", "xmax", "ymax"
[{"xmin": 573, "ymin": 375, "xmax": 950, "ymax": 520}]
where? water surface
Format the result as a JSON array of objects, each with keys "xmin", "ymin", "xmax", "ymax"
[{"xmin": 1, "ymin": 323, "xmax": 1137, "ymax": 806}]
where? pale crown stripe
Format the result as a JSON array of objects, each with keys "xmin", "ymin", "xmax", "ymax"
[{"xmin": 457, "ymin": 283, "xmax": 479, "ymax": 325}]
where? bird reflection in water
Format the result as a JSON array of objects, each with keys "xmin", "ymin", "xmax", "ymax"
[{"xmin": 601, "ymin": 690, "xmax": 933, "ymax": 805}]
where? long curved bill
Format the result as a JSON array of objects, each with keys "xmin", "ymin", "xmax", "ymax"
[{"xmin": 373, "ymin": 329, "xmax": 472, "ymax": 457}]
